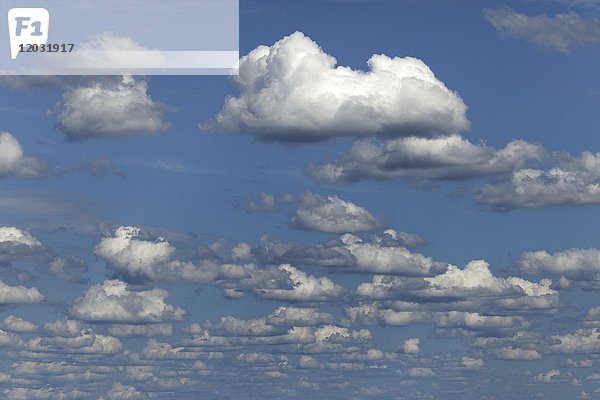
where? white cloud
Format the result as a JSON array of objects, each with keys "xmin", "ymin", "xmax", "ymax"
[
  {"xmin": 484, "ymin": 8, "xmax": 600, "ymax": 53},
  {"xmin": 345, "ymin": 303, "xmax": 429, "ymax": 327},
  {"xmin": 255, "ymin": 229, "xmax": 436, "ymax": 276},
  {"xmin": 141, "ymin": 339, "xmax": 201, "ymax": 360},
  {"xmin": 495, "ymin": 346, "xmax": 542, "ymax": 360},
  {"xmin": 0, "ymin": 280, "xmax": 44, "ymax": 305},
  {"xmin": 215, "ymin": 316, "xmax": 278, "ymax": 336},
  {"xmin": 346, "ymin": 303, "xmax": 526, "ymax": 336},
  {"xmin": 0, "ymin": 132, "xmax": 46, "ymax": 178},
  {"xmin": 584, "ymin": 307, "xmax": 600, "ymax": 327},
  {"xmin": 47, "ymin": 257, "xmax": 88, "ymax": 284},
  {"xmin": 290, "ymin": 193, "xmax": 381, "ymax": 233},
  {"xmin": 95, "ymin": 226, "xmax": 221, "ymax": 283},
  {"xmin": 308, "ymin": 135, "xmax": 544, "ymax": 183},
  {"xmin": 27, "ymin": 329, "xmax": 123, "ymax": 355},
  {"xmin": 408, "ymin": 367, "xmax": 434, "ymax": 377},
  {"xmin": 256, "ymin": 264, "xmax": 346, "ymax": 301},
  {"xmin": 236, "ymin": 352, "xmax": 276, "ymax": 363},
  {"xmin": 3, "ymin": 387, "xmax": 88, "ymax": 399},
  {"xmin": 357, "ymin": 260, "xmax": 557, "ymax": 312},
  {"xmin": 1, "ymin": 315, "xmax": 37, "ymax": 333},
  {"xmin": 462, "ymin": 357, "xmax": 485, "ymax": 369},
  {"xmin": 517, "ymin": 248, "xmax": 600, "ymax": 287},
  {"xmin": 535, "ymin": 369, "xmax": 561, "ymax": 382},
  {"xmin": 56, "ymin": 75, "xmax": 169, "ymax": 140},
  {"xmin": 550, "ymin": 329, "xmax": 600, "ymax": 353},
  {"xmin": 0, "ymin": 227, "xmax": 41, "ymax": 247},
  {"xmin": 0, "ymin": 329, "xmax": 22, "ymax": 347},
  {"xmin": 108, "ymin": 324, "xmax": 173, "ymax": 337},
  {"xmin": 204, "ymin": 31, "xmax": 469, "ymax": 142},
  {"xmin": 0, "ymin": 227, "xmax": 86, "ymax": 283},
  {"xmin": 244, "ymin": 192, "xmax": 276, "ymax": 212},
  {"xmin": 96, "ymin": 226, "xmax": 174, "ymax": 272},
  {"xmin": 477, "ymin": 152, "xmax": 600, "ymax": 209},
  {"xmin": 436, "ymin": 311, "xmax": 526, "ymax": 334},
  {"xmin": 341, "ymin": 232, "xmax": 445, "ymax": 276},
  {"xmin": 422, "ymin": 260, "xmax": 557, "ymax": 307},
  {"xmin": 402, "ymin": 338, "xmax": 420, "ymax": 354},
  {"xmin": 266, "ymin": 306, "xmax": 333, "ymax": 326},
  {"xmin": 43, "ymin": 319, "xmax": 87, "ymax": 337},
  {"xmin": 70, "ymin": 280, "xmax": 185, "ymax": 323},
  {"xmin": 99, "ymin": 383, "xmax": 147, "ymax": 400}
]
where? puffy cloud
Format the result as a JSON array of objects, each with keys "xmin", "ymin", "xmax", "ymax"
[
  {"xmin": 3, "ymin": 387, "xmax": 88, "ymax": 399},
  {"xmin": 516, "ymin": 248, "xmax": 600, "ymax": 288},
  {"xmin": 99, "ymin": 383, "xmax": 147, "ymax": 400},
  {"xmin": 236, "ymin": 352, "xmax": 276, "ymax": 363},
  {"xmin": 290, "ymin": 193, "xmax": 381, "ymax": 233},
  {"xmin": 534, "ymin": 369, "xmax": 561, "ymax": 383},
  {"xmin": 47, "ymin": 257, "xmax": 88, "ymax": 284},
  {"xmin": 215, "ymin": 316, "xmax": 278, "ymax": 336},
  {"xmin": 345, "ymin": 303, "xmax": 430, "ymax": 327},
  {"xmin": 0, "ymin": 227, "xmax": 87, "ymax": 283},
  {"xmin": 140, "ymin": 339, "xmax": 198, "ymax": 360},
  {"xmin": 70, "ymin": 280, "xmax": 185, "ymax": 323},
  {"xmin": 95, "ymin": 226, "xmax": 222, "ymax": 283},
  {"xmin": 549, "ymin": 329, "xmax": 600, "ymax": 353},
  {"xmin": 476, "ymin": 152, "xmax": 600, "ymax": 209},
  {"xmin": 408, "ymin": 367, "xmax": 434, "ymax": 377},
  {"xmin": 462, "ymin": 357, "xmax": 485, "ymax": 370},
  {"xmin": 43, "ymin": 319, "xmax": 87, "ymax": 337},
  {"xmin": 402, "ymin": 338, "xmax": 420, "ymax": 354},
  {"xmin": 96, "ymin": 228, "xmax": 350, "ymax": 303},
  {"xmin": 243, "ymin": 192, "xmax": 276, "ymax": 213},
  {"xmin": 96, "ymin": 226, "xmax": 174, "ymax": 275},
  {"xmin": 181, "ymin": 325, "xmax": 317, "ymax": 348},
  {"xmin": 255, "ymin": 264, "xmax": 346, "ymax": 301},
  {"xmin": 256, "ymin": 229, "xmax": 440, "ymax": 277},
  {"xmin": 346, "ymin": 303, "xmax": 525, "ymax": 336},
  {"xmin": 0, "ymin": 226, "xmax": 44, "ymax": 268},
  {"xmin": 0, "ymin": 133, "xmax": 46, "ymax": 178},
  {"xmin": 56, "ymin": 75, "xmax": 170, "ymax": 141},
  {"xmin": 266, "ymin": 306, "xmax": 333, "ymax": 326},
  {"xmin": 436, "ymin": 311, "xmax": 526, "ymax": 335},
  {"xmin": 422, "ymin": 260, "xmax": 557, "ymax": 308},
  {"xmin": 484, "ymin": 8, "xmax": 600, "ymax": 53},
  {"xmin": 426, "ymin": 260, "xmax": 526, "ymax": 294},
  {"xmin": 308, "ymin": 135, "xmax": 544, "ymax": 184},
  {"xmin": 27, "ymin": 329, "xmax": 123, "ymax": 355},
  {"xmin": 340, "ymin": 232, "xmax": 445, "ymax": 276},
  {"xmin": 78, "ymin": 158, "xmax": 125, "ymax": 177},
  {"xmin": 108, "ymin": 324, "xmax": 173, "ymax": 337},
  {"xmin": 356, "ymin": 260, "xmax": 557, "ymax": 312},
  {"xmin": 0, "ymin": 280, "xmax": 44, "ymax": 305},
  {"xmin": 204, "ymin": 31, "xmax": 469, "ymax": 142},
  {"xmin": 244, "ymin": 192, "xmax": 382, "ymax": 233},
  {"xmin": 0, "ymin": 329, "xmax": 22, "ymax": 346},
  {"xmin": 495, "ymin": 346, "xmax": 542, "ymax": 360},
  {"xmin": 584, "ymin": 307, "xmax": 600, "ymax": 327},
  {"xmin": 1, "ymin": 315, "xmax": 37, "ymax": 333},
  {"xmin": 0, "ymin": 227, "xmax": 41, "ymax": 248}
]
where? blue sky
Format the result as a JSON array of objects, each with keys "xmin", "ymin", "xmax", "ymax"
[{"xmin": 0, "ymin": 1, "xmax": 600, "ymax": 399}]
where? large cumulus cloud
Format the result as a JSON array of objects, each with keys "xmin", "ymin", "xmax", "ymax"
[{"xmin": 203, "ymin": 31, "xmax": 469, "ymax": 142}]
